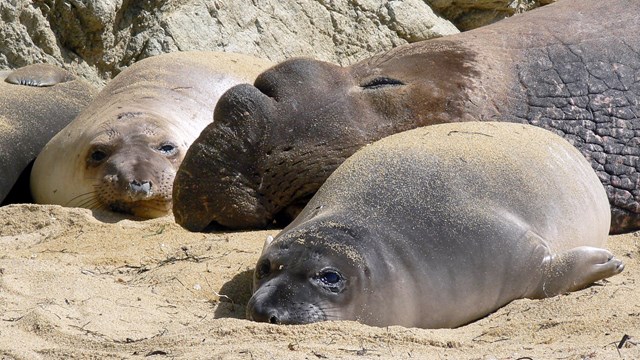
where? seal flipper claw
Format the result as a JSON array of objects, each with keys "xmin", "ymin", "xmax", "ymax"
[
  {"xmin": 5, "ymin": 64, "xmax": 74, "ymax": 87},
  {"xmin": 536, "ymin": 246, "xmax": 624, "ymax": 298}
]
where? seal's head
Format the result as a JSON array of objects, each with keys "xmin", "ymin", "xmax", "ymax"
[
  {"xmin": 31, "ymin": 51, "xmax": 274, "ymax": 219},
  {"xmin": 247, "ymin": 222, "xmax": 371, "ymax": 325},
  {"xmin": 174, "ymin": 41, "xmax": 478, "ymax": 231},
  {"xmin": 33, "ymin": 110, "xmax": 190, "ymax": 219},
  {"xmin": 77, "ymin": 114, "xmax": 187, "ymax": 217}
]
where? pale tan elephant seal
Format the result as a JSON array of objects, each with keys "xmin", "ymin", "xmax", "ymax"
[
  {"xmin": 248, "ymin": 122, "xmax": 623, "ymax": 328},
  {"xmin": 0, "ymin": 64, "xmax": 96, "ymax": 204},
  {"xmin": 31, "ymin": 51, "xmax": 272, "ymax": 218}
]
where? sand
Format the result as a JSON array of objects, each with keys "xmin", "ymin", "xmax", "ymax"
[{"xmin": 0, "ymin": 204, "xmax": 638, "ymax": 359}]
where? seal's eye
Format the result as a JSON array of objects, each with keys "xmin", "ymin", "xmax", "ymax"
[
  {"xmin": 361, "ymin": 77, "xmax": 405, "ymax": 89},
  {"xmin": 256, "ymin": 259, "xmax": 271, "ymax": 280},
  {"xmin": 88, "ymin": 149, "xmax": 109, "ymax": 163},
  {"xmin": 314, "ymin": 269, "xmax": 345, "ymax": 293},
  {"xmin": 320, "ymin": 271, "xmax": 340, "ymax": 284},
  {"xmin": 91, "ymin": 150, "xmax": 107, "ymax": 161},
  {"xmin": 157, "ymin": 143, "xmax": 177, "ymax": 156}
]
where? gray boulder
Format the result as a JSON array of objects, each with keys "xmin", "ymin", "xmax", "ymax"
[
  {"xmin": 427, "ymin": 0, "xmax": 554, "ymax": 30},
  {"xmin": 0, "ymin": 0, "xmax": 455, "ymax": 85},
  {"xmin": 0, "ymin": 0, "xmax": 547, "ymax": 85}
]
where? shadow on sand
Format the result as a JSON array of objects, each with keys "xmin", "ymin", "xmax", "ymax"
[{"xmin": 213, "ymin": 269, "xmax": 255, "ymax": 319}]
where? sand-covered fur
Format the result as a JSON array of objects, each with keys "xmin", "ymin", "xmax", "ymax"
[{"xmin": 250, "ymin": 123, "xmax": 622, "ymax": 328}]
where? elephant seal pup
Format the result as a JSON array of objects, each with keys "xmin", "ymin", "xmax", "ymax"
[
  {"xmin": 31, "ymin": 51, "xmax": 272, "ymax": 218},
  {"xmin": 173, "ymin": 0, "xmax": 640, "ymax": 233},
  {"xmin": 0, "ymin": 64, "xmax": 96, "ymax": 204},
  {"xmin": 247, "ymin": 122, "xmax": 624, "ymax": 328}
]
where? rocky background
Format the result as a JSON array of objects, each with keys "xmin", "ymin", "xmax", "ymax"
[{"xmin": 1, "ymin": 0, "xmax": 552, "ymax": 86}]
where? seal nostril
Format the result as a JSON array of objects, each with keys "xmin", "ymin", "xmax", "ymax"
[
  {"xmin": 269, "ymin": 315, "xmax": 278, "ymax": 324},
  {"xmin": 130, "ymin": 180, "xmax": 152, "ymax": 195},
  {"xmin": 253, "ymin": 80, "xmax": 278, "ymax": 100}
]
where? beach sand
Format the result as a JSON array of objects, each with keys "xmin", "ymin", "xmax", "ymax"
[{"xmin": 0, "ymin": 204, "xmax": 638, "ymax": 359}]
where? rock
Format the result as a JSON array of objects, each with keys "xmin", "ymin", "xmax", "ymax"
[
  {"xmin": 0, "ymin": 0, "xmax": 550, "ymax": 86},
  {"xmin": 0, "ymin": 0, "xmax": 458, "ymax": 85},
  {"xmin": 0, "ymin": 0, "xmax": 101, "ymax": 84},
  {"xmin": 426, "ymin": 0, "xmax": 548, "ymax": 30}
]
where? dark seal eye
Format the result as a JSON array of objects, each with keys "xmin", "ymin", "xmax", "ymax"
[
  {"xmin": 361, "ymin": 77, "xmax": 405, "ymax": 89},
  {"xmin": 256, "ymin": 259, "xmax": 271, "ymax": 280},
  {"xmin": 88, "ymin": 148, "xmax": 109, "ymax": 164},
  {"xmin": 320, "ymin": 271, "xmax": 340, "ymax": 284},
  {"xmin": 314, "ymin": 269, "xmax": 345, "ymax": 293},
  {"xmin": 157, "ymin": 143, "xmax": 177, "ymax": 156},
  {"xmin": 91, "ymin": 150, "xmax": 107, "ymax": 162}
]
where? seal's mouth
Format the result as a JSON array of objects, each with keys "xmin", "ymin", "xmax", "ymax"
[
  {"xmin": 246, "ymin": 291, "xmax": 328, "ymax": 325},
  {"xmin": 108, "ymin": 199, "xmax": 171, "ymax": 218},
  {"xmin": 98, "ymin": 170, "xmax": 175, "ymax": 219},
  {"xmin": 109, "ymin": 201, "xmax": 134, "ymax": 215}
]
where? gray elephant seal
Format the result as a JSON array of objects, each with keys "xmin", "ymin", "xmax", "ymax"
[
  {"xmin": 174, "ymin": 0, "xmax": 640, "ymax": 233},
  {"xmin": 0, "ymin": 64, "xmax": 96, "ymax": 204},
  {"xmin": 247, "ymin": 122, "xmax": 624, "ymax": 328},
  {"xmin": 31, "ymin": 51, "xmax": 272, "ymax": 218}
]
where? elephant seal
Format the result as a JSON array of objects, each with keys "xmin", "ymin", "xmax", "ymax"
[
  {"xmin": 31, "ymin": 51, "xmax": 272, "ymax": 218},
  {"xmin": 247, "ymin": 122, "xmax": 624, "ymax": 328},
  {"xmin": 173, "ymin": 0, "xmax": 640, "ymax": 233},
  {"xmin": 0, "ymin": 64, "xmax": 96, "ymax": 204}
]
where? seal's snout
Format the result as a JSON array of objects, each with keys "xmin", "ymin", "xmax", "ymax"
[
  {"xmin": 247, "ymin": 283, "xmax": 327, "ymax": 325},
  {"xmin": 262, "ymin": 312, "xmax": 282, "ymax": 324},
  {"xmin": 173, "ymin": 83, "xmax": 276, "ymax": 231},
  {"xmin": 248, "ymin": 302, "xmax": 285, "ymax": 324},
  {"xmin": 247, "ymin": 287, "xmax": 287, "ymax": 324},
  {"xmin": 128, "ymin": 179, "xmax": 153, "ymax": 199}
]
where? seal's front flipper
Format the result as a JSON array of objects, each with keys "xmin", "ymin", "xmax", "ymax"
[
  {"xmin": 5, "ymin": 64, "xmax": 73, "ymax": 87},
  {"xmin": 534, "ymin": 246, "xmax": 624, "ymax": 298}
]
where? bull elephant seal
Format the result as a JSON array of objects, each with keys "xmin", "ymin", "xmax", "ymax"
[
  {"xmin": 247, "ymin": 122, "xmax": 624, "ymax": 328},
  {"xmin": 0, "ymin": 64, "xmax": 96, "ymax": 204},
  {"xmin": 31, "ymin": 51, "xmax": 272, "ymax": 218},
  {"xmin": 173, "ymin": 0, "xmax": 640, "ymax": 233}
]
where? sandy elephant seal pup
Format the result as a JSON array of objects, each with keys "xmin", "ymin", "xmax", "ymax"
[
  {"xmin": 173, "ymin": 0, "xmax": 640, "ymax": 233},
  {"xmin": 247, "ymin": 122, "xmax": 624, "ymax": 328},
  {"xmin": 0, "ymin": 64, "xmax": 96, "ymax": 204},
  {"xmin": 31, "ymin": 51, "xmax": 272, "ymax": 218}
]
